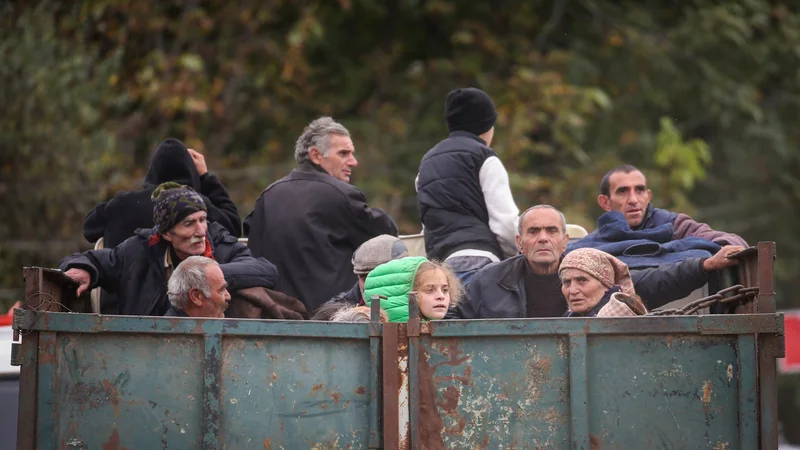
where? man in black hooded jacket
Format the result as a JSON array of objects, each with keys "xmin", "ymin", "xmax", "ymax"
[{"xmin": 83, "ymin": 138, "xmax": 241, "ymax": 249}]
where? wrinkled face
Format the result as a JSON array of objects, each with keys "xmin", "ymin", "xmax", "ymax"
[
  {"xmin": 415, "ymin": 268, "xmax": 450, "ymax": 320},
  {"xmin": 194, "ymin": 265, "xmax": 230, "ymax": 318},
  {"xmin": 358, "ymin": 274, "xmax": 368, "ymax": 295},
  {"xmin": 516, "ymin": 209, "xmax": 569, "ymax": 274},
  {"xmin": 163, "ymin": 211, "xmax": 208, "ymax": 260},
  {"xmin": 560, "ymin": 268, "xmax": 606, "ymax": 314},
  {"xmin": 313, "ymin": 134, "xmax": 357, "ymax": 183},
  {"xmin": 601, "ymin": 171, "xmax": 652, "ymax": 228}
]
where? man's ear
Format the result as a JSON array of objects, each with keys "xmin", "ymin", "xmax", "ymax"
[
  {"xmin": 162, "ymin": 231, "xmax": 174, "ymax": 243},
  {"xmin": 597, "ymin": 195, "xmax": 612, "ymax": 212},
  {"xmin": 515, "ymin": 234, "xmax": 523, "ymax": 253},
  {"xmin": 646, "ymin": 189, "xmax": 652, "ymax": 203},
  {"xmin": 188, "ymin": 288, "xmax": 205, "ymax": 307},
  {"xmin": 309, "ymin": 147, "xmax": 324, "ymax": 165}
]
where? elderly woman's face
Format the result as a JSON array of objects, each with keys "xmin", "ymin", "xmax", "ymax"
[{"xmin": 560, "ymin": 268, "xmax": 606, "ymax": 314}]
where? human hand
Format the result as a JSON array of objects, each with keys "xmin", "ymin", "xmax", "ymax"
[
  {"xmin": 64, "ymin": 268, "xmax": 92, "ymax": 296},
  {"xmin": 188, "ymin": 148, "xmax": 208, "ymax": 175},
  {"xmin": 702, "ymin": 245, "xmax": 746, "ymax": 271}
]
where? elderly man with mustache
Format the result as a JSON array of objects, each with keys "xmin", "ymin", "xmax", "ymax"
[{"xmin": 60, "ymin": 182, "xmax": 281, "ymax": 317}]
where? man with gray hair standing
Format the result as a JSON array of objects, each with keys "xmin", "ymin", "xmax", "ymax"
[
  {"xmin": 244, "ymin": 117, "xmax": 398, "ymax": 312},
  {"xmin": 166, "ymin": 256, "xmax": 231, "ymax": 318}
]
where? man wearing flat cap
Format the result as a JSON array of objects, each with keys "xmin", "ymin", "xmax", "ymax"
[
  {"xmin": 60, "ymin": 182, "xmax": 283, "ymax": 316},
  {"xmin": 324, "ymin": 234, "xmax": 410, "ymax": 308},
  {"xmin": 416, "ymin": 88, "xmax": 520, "ymax": 286}
]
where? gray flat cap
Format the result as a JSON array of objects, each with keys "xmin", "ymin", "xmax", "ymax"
[{"xmin": 352, "ymin": 235, "xmax": 409, "ymax": 275}]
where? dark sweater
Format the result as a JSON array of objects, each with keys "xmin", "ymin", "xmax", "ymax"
[{"xmin": 522, "ymin": 267, "xmax": 568, "ymax": 318}]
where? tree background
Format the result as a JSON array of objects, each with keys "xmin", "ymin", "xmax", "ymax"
[{"xmin": 1, "ymin": 0, "xmax": 798, "ymax": 439}]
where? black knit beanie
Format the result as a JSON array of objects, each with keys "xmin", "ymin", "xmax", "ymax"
[{"xmin": 444, "ymin": 88, "xmax": 498, "ymax": 135}]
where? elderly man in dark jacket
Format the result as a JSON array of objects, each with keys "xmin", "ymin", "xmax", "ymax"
[
  {"xmin": 451, "ymin": 204, "xmax": 742, "ymax": 319},
  {"xmin": 83, "ymin": 138, "xmax": 241, "ymax": 249},
  {"xmin": 244, "ymin": 117, "xmax": 398, "ymax": 312},
  {"xmin": 61, "ymin": 183, "xmax": 279, "ymax": 316}
]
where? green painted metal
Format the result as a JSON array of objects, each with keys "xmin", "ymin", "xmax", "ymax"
[
  {"xmin": 36, "ymin": 331, "xmax": 56, "ymax": 450},
  {"xmin": 568, "ymin": 333, "xmax": 589, "ymax": 450},
  {"xmin": 737, "ymin": 335, "xmax": 759, "ymax": 449},
  {"xmin": 203, "ymin": 334, "xmax": 222, "ymax": 450},
  {"xmin": 412, "ymin": 316, "xmax": 783, "ymax": 449},
  {"xmin": 17, "ymin": 311, "xmax": 375, "ymax": 449},
  {"xmin": 14, "ymin": 308, "xmax": 783, "ymax": 449}
]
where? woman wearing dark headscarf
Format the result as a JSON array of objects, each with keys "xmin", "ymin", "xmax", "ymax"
[{"xmin": 559, "ymin": 248, "xmax": 647, "ymax": 317}]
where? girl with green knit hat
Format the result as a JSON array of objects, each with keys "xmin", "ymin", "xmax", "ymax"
[{"xmin": 363, "ymin": 256, "xmax": 463, "ymax": 322}]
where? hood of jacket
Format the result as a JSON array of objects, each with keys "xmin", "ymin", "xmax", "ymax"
[
  {"xmin": 364, "ymin": 256, "xmax": 427, "ymax": 322},
  {"xmin": 143, "ymin": 138, "xmax": 202, "ymax": 190}
]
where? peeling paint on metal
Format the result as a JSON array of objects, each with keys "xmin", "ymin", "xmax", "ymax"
[{"xmin": 702, "ymin": 381, "xmax": 713, "ymax": 404}]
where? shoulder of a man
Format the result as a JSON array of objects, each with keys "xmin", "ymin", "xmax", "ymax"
[
  {"xmin": 271, "ymin": 169, "xmax": 362, "ymax": 201},
  {"xmin": 471, "ymin": 255, "xmax": 522, "ymax": 286},
  {"xmin": 209, "ymin": 222, "xmax": 244, "ymax": 250},
  {"xmin": 649, "ymin": 206, "xmax": 679, "ymax": 225},
  {"xmin": 425, "ymin": 134, "xmax": 496, "ymax": 160}
]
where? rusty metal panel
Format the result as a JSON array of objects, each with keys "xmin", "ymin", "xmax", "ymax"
[
  {"xmin": 51, "ymin": 333, "xmax": 204, "ymax": 449},
  {"xmin": 218, "ymin": 336, "xmax": 372, "ymax": 449},
  {"xmin": 408, "ymin": 316, "xmax": 783, "ymax": 449},
  {"xmin": 15, "ymin": 312, "xmax": 377, "ymax": 449},
  {"xmin": 587, "ymin": 335, "xmax": 743, "ymax": 449},
  {"xmin": 416, "ymin": 335, "xmax": 572, "ymax": 449}
]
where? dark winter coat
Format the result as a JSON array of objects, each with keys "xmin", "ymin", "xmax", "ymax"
[
  {"xmin": 83, "ymin": 138, "xmax": 241, "ymax": 249},
  {"xmin": 243, "ymin": 163, "xmax": 397, "ymax": 312},
  {"xmin": 566, "ymin": 210, "xmax": 721, "ymax": 268},
  {"xmin": 450, "ymin": 254, "xmax": 709, "ymax": 319},
  {"xmin": 60, "ymin": 222, "xmax": 277, "ymax": 316}
]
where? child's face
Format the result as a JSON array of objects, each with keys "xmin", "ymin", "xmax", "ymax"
[{"xmin": 415, "ymin": 268, "xmax": 450, "ymax": 320}]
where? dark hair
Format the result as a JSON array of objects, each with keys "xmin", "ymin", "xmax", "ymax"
[{"xmin": 600, "ymin": 165, "xmax": 641, "ymax": 196}]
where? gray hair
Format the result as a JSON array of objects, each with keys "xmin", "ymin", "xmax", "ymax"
[
  {"xmin": 330, "ymin": 306, "xmax": 371, "ymax": 323},
  {"xmin": 167, "ymin": 256, "xmax": 219, "ymax": 310},
  {"xmin": 294, "ymin": 116, "xmax": 351, "ymax": 165},
  {"xmin": 518, "ymin": 204, "xmax": 567, "ymax": 235}
]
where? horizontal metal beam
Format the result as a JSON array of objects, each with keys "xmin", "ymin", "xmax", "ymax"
[
  {"xmin": 14, "ymin": 310, "xmax": 371, "ymax": 339},
  {"xmin": 428, "ymin": 314, "xmax": 783, "ymax": 337},
  {"xmin": 14, "ymin": 310, "xmax": 784, "ymax": 339}
]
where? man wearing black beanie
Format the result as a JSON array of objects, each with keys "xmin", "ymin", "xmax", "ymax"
[{"xmin": 416, "ymin": 88, "xmax": 520, "ymax": 286}]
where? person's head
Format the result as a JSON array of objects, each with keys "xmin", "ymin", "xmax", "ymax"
[
  {"xmin": 444, "ymin": 88, "xmax": 498, "ymax": 146},
  {"xmin": 516, "ymin": 205, "xmax": 570, "ymax": 275},
  {"xmin": 330, "ymin": 305, "xmax": 389, "ymax": 323},
  {"xmin": 144, "ymin": 138, "xmax": 201, "ymax": 190},
  {"xmin": 151, "ymin": 182, "xmax": 209, "ymax": 260},
  {"xmin": 352, "ymin": 235, "xmax": 409, "ymax": 293},
  {"xmin": 412, "ymin": 260, "xmax": 462, "ymax": 320},
  {"xmin": 167, "ymin": 256, "xmax": 230, "ymax": 318},
  {"xmin": 294, "ymin": 117, "xmax": 356, "ymax": 183},
  {"xmin": 310, "ymin": 301, "xmax": 348, "ymax": 321},
  {"xmin": 598, "ymin": 165, "xmax": 652, "ymax": 228},
  {"xmin": 559, "ymin": 248, "xmax": 634, "ymax": 315}
]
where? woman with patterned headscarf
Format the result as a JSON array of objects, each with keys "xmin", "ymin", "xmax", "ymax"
[{"xmin": 558, "ymin": 248, "xmax": 647, "ymax": 317}]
